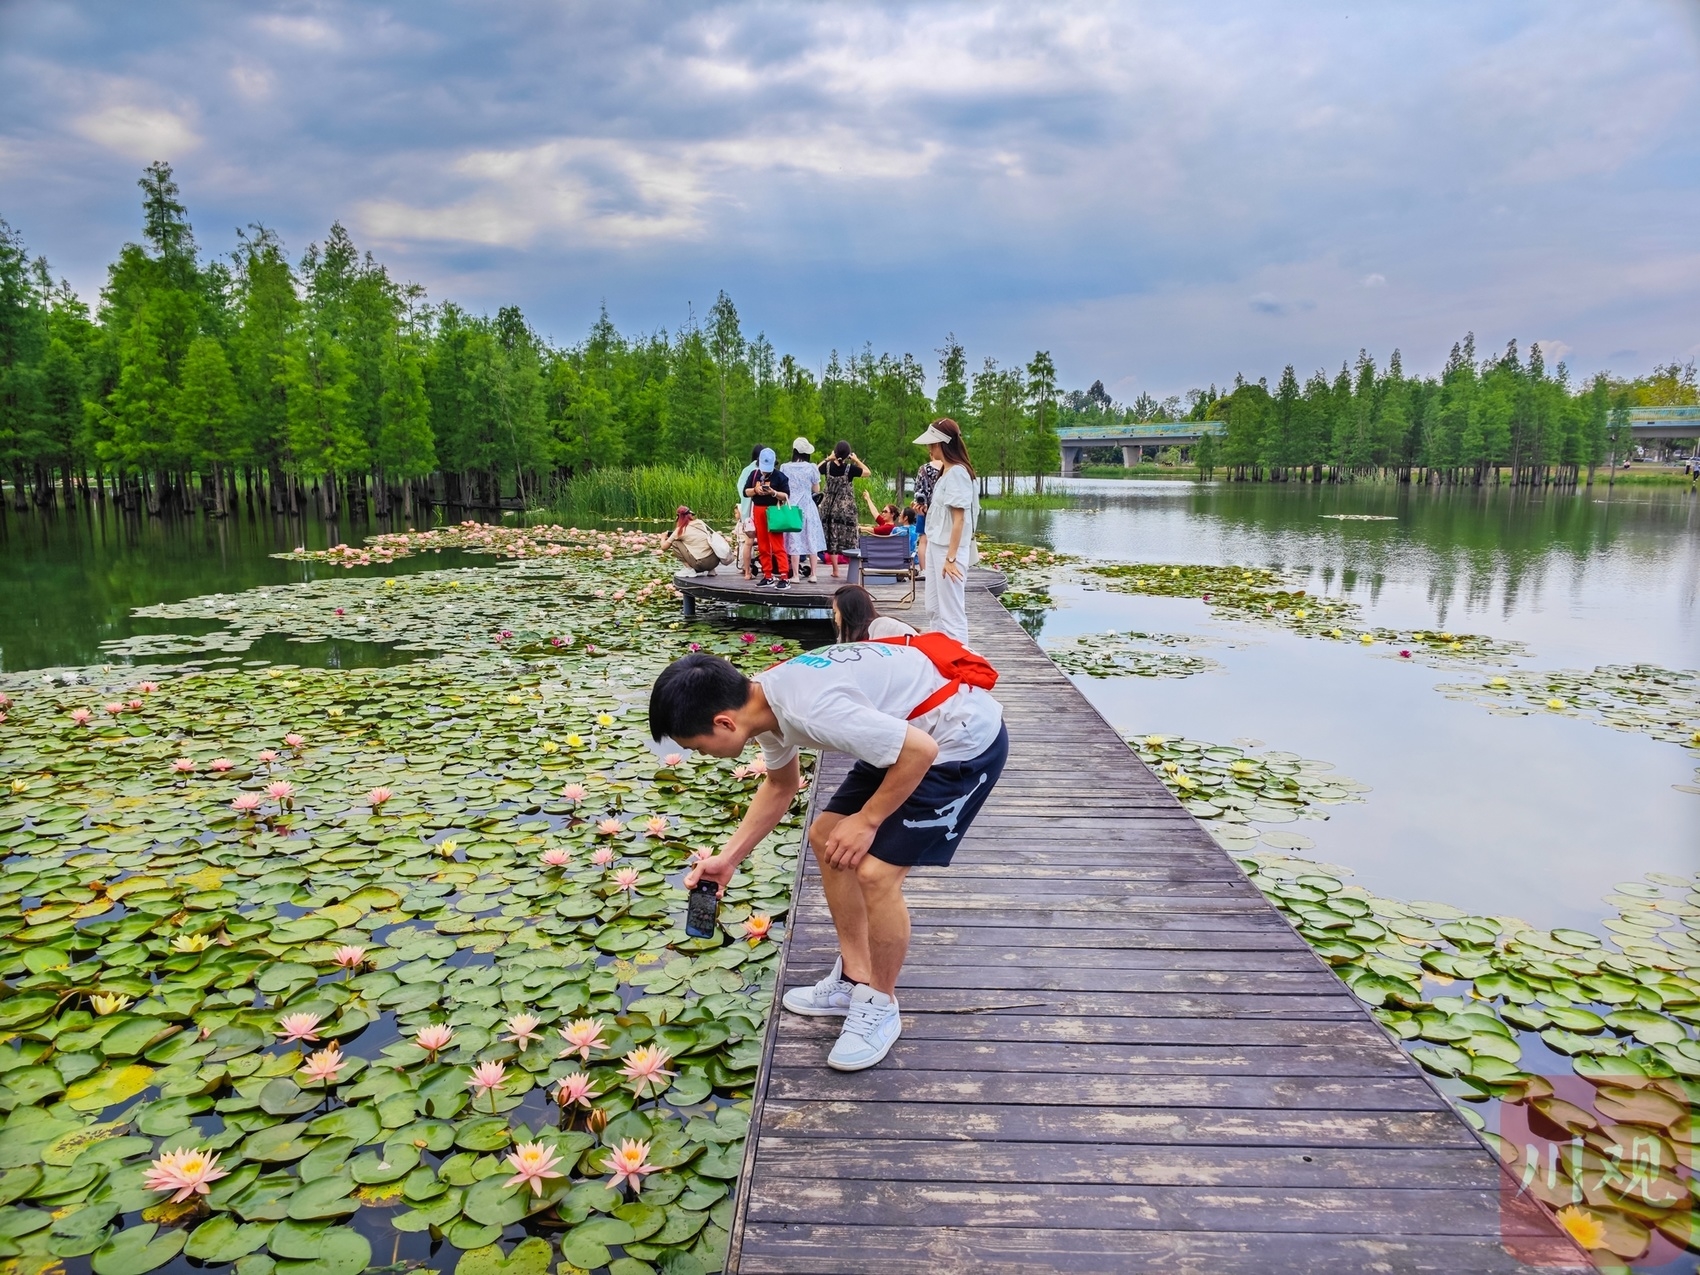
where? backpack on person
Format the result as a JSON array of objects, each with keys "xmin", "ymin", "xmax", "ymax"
[{"xmin": 870, "ymin": 632, "xmax": 998, "ymax": 719}]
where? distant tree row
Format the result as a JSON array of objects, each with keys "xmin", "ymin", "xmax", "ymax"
[{"xmin": 0, "ymin": 165, "xmax": 1063, "ymax": 518}]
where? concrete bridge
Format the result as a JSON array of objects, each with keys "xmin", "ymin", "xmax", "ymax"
[
  {"xmin": 1627, "ymin": 405, "xmax": 1700, "ymax": 442},
  {"xmin": 1056, "ymin": 421, "xmax": 1224, "ymax": 476}
]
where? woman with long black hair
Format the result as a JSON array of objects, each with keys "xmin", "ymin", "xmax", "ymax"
[
  {"xmin": 910, "ymin": 418, "xmax": 979, "ymax": 641},
  {"xmin": 817, "ymin": 440, "xmax": 866, "ymax": 577}
]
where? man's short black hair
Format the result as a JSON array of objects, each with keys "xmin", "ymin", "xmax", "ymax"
[{"xmin": 649, "ymin": 654, "xmax": 752, "ymax": 742}]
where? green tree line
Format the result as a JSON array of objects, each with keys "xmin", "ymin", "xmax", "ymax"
[{"xmin": 0, "ymin": 165, "xmax": 1062, "ymax": 518}]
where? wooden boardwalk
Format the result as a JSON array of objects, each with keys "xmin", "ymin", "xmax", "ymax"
[
  {"xmin": 726, "ymin": 586, "xmax": 1585, "ymax": 1273},
  {"xmin": 672, "ymin": 565, "xmax": 1006, "ymax": 617}
]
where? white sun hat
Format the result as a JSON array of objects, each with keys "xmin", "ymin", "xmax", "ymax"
[
  {"xmin": 791, "ymin": 436, "xmax": 815, "ymax": 455},
  {"xmin": 912, "ymin": 422, "xmax": 953, "ymax": 445}
]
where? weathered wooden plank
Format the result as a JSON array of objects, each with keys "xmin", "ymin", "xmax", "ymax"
[
  {"xmin": 786, "ymin": 941, "xmax": 1325, "ymax": 971},
  {"xmin": 782, "ymin": 964, "xmax": 1341, "ymax": 994},
  {"xmin": 768, "ymin": 986, "xmax": 1368, "ymax": 1018},
  {"xmin": 777, "ymin": 1013, "xmax": 1405, "ymax": 1050},
  {"xmin": 735, "ymin": 1225, "xmax": 1583, "ymax": 1275},
  {"xmin": 768, "ymin": 1037, "xmax": 1413, "ymax": 1078}
]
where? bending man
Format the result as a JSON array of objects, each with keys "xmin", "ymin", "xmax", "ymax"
[{"xmin": 649, "ymin": 644, "xmax": 1007, "ymax": 1070}]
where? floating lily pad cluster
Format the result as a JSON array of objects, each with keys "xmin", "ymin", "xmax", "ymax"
[
  {"xmin": 1241, "ymin": 851, "xmax": 1699, "ymax": 1265},
  {"xmin": 1084, "ymin": 562, "xmax": 1527, "ymax": 659},
  {"xmin": 0, "ymin": 544, "xmax": 815, "ymax": 1275},
  {"xmin": 1437, "ymin": 664, "xmax": 1700, "ymax": 763},
  {"xmin": 1043, "ymin": 632, "xmax": 1222, "ymax": 680},
  {"xmin": 977, "ymin": 542, "xmax": 1071, "ymax": 613},
  {"xmin": 277, "ymin": 523, "xmax": 663, "ymax": 570},
  {"xmin": 1127, "ymin": 735, "xmax": 1369, "ymax": 854}
]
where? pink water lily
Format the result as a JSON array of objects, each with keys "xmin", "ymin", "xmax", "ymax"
[
  {"xmin": 366, "ymin": 787, "xmax": 393, "ymax": 808},
  {"xmin": 643, "ymin": 815, "xmax": 668, "ymax": 837},
  {"xmin": 298, "ymin": 1045, "xmax": 344, "ymax": 1086},
  {"xmin": 256, "ymin": 749, "xmax": 279, "ymax": 764},
  {"xmin": 591, "ymin": 847, "xmax": 616, "ymax": 868},
  {"xmin": 606, "ymin": 1138, "xmax": 659, "ymax": 1194},
  {"xmin": 595, "ymin": 818, "xmax": 623, "ymax": 836},
  {"xmin": 503, "ymin": 1013, "xmax": 545, "ymax": 1049},
  {"xmin": 208, "ymin": 758, "xmax": 234, "ymax": 772},
  {"xmin": 128, "ymin": 698, "xmax": 143, "ymax": 711},
  {"xmin": 613, "ymin": 867, "xmax": 641, "ymax": 894},
  {"xmin": 467, "ymin": 1060, "xmax": 507, "ymax": 1111},
  {"xmin": 744, "ymin": 914, "xmax": 773, "ymax": 943},
  {"xmin": 333, "ymin": 945, "xmax": 366, "ymax": 972},
  {"xmin": 619, "ymin": 1044, "xmax": 676, "ymax": 1099},
  {"xmin": 266, "ymin": 780, "xmax": 295, "ymax": 803},
  {"xmin": 104, "ymin": 702, "xmax": 124, "ymax": 716},
  {"xmin": 503, "ymin": 1141, "xmax": 565, "ymax": 1196},
  {"xmin": 662, "ymin": 752, "xmax": 683, "ymax": 767},
  {"xmin": 231, "ymin": 793, "xmax": 262, "ymax": 814},
  {"xmin": 560, "ymin": 782, "xmax": 587, "ymax": 803},
  {"xmin": 69, "ymin": 707, "xmax": 93, "ymax": 725},
  {"xmin": 555, "ymin": 1072, "xmax": 597, "ymax": 1109},
  {"xmin": 276, "ymin": 1012, "xmax": 322, "ymax": 1044},
  {"xmin": 540, "ymin": 847, "xmax": 571, "ymax": 868},
  {"xmin": 415, "ymin": 1023, "xmax": 454, "ymax": 1058},
  {"xmin": 557, "ymin": 1017, "xmax": 608, "ymax": 1062},
  {"xmin": 171, "ymin": 758, "xmax": 196, "ymax": 773},
  {"xmin": 144, "ymin": 1147, "xmax": 229, "ymax": 1204},
  {"xmin": 769, "ymin": 643, "xmax": 784, "ymax": 654},
  {"xmin": 138, "ymin": 681, "xmax": 159, "ymax": 693},
  {"xmin": 740, "ymin": 633, "xmax": 756, "ymax": 644},
  {"xmin": 283, "ymin": 733, "xmax": 305, "ymax": 748}
]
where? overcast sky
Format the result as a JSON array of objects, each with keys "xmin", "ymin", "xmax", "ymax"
[{"xmin": 2, "ymin": 0, "xmax": 1696, "ymax": 400}]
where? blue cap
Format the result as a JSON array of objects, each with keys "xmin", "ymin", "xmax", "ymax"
[{"xmin": 758, "ymin": 448, "xmax": 776, "ymax": 470}]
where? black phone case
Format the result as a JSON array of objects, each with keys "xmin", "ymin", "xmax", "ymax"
[{"xmin": 685, "ymin": 884, "xmax": 720, "ymax": 938}]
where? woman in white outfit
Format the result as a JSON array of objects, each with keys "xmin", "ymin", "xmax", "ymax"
[
  {"xmin": 779, "ymin": 438, "xmax": 828, "ymax": 580},
  {"xmin": 912, "ymin": 418, "xmax": 979, "ymax": 643}
]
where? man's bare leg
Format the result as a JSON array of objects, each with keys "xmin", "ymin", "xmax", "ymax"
[
  {"xmin": 855, "ymin": 855, "xmax": 912, "ymax": 996},
  {"xmin": 811, "ymin": 813, "xmax": 872, "ymax": 984}
]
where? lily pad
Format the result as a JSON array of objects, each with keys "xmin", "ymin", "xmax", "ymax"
[{"xmin": 91, "ymin": 1222, "xmax": 187, "ymax": 1275}]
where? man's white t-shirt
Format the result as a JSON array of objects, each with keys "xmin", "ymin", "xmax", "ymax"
[{"xmin": 754, "ymin": 643, "xmax": 1003, "ymax": 772}]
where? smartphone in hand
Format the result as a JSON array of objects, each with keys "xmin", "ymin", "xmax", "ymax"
[{"xmin": 684, "ymin": 880, "xmax": 721, "ymax": 938}]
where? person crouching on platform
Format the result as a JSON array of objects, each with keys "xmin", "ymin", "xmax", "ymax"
[
  {"xmin": 649, "ymin": 646, "xmax": 1008, "ymax": 1070},
  {"xmin": 660, "ymin": 506, "xmax": 730, "ymax": 575}
]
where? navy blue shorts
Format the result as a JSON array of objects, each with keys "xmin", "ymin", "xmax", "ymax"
[{"xmin": 821, "ymin": 722, "xmax": 1009, "ymax": 867}]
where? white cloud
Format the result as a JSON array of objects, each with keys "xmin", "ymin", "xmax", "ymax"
[
  {"xmin": 1362, "ymin": 273, "xmax": 1386, "ymax": 287},
  {"xmin": 71, "ymin": 103, "xmax": 199, "ymax": 160}
]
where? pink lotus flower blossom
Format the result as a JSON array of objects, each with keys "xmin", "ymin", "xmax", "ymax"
[
  {"xmin": 276, "ymin": 1012, "xmax": 322, "ymax": 1044},
  {"xmin": 644, "ymin": 815, "xmax": 668, "ymax": 837},
  {"xmin": 172, "ymin": 758, "xmax": 196, "ymax": 774},
  {"xmin": 619, "ymin": 1044, "xmax": 676, "ymax": 1098},
  {"xmin": 144, "ymin": 1147, "xmax": 229, "ymax": 1204},
  {"xmin": 333, "ymin": 945, "xmax": 366, "ymax": 971},
  {"xmin": 1399, "ymin": 649, "xmax": 1412, "ymax": 658},
  {"xmin": 606, "ymin": 1139, "xmax": 659, "ymax": 1194},
  {"xmin": 560, "ymin": 783, "xmax": 587, "ymax": 803},
  {"xmin": 104, "ymin": 702, "xmax": 124, "ymax": 716},
  {"xmin": 555, "ymin": 1072, "xmax": 597, "ymax": 1109},
  {"xmin": 590, "ymin": 848, "xmax": 616, "ymax": 869},
  {"xmin": 128, "ymin": 699, "xmax": 143, "ymax": 711},
  {"xmin": 298, "ymin": 1045, "xmax": 344, "ymax": 1086},
  {"xmin": 750, "ymin": 754, "xmax": 768, "ymax": 775},
  {"xmin": 283, "ymin": 733, "xmax": 304, "ymax": 748},
  {"xmin": 139, "ymin": 682, "xmax": 158, "ymax": 693},
  {"xmin": 662, "ymin": 753, "xmax": 683, "ymax": 767},
  {"xmin": 366, "ymin": 787, "xmax": 393, "ymax": 808},
  {"xmin": 70, "ymin": 708, "xmax": 93, "ymax": 725},
  {"xmin": 557, "ymin": 1017, "xmax": 608, "ymax": 1062},
  {"xmin": 740, "ymin": 633, "xmax": 757, "ymax": 644},
  {"xmin": 540, "ymin": 847, "xmax": 571, "ymax": 869},
  {"xmin": 769, "ymin": 643, "xmax": 784, "ymax": 654},
  {"xmin": 503, "ymin": 1140, "xmax": 566, "ymax": 1196},
  {"xmin": 231, "ymin": 793, "xmax": 262, "ymax": 814},
  {"xmin": 208, "ymin": 758, "xmax": 234, "ymax": 772},
  {"xmin": 687, "ymin": 642, "xmax": 702, "ymax": 652},
  {"xmin": 415, "ymin": 1023, "xmax": 454, "ymax": 1057},
  {"xmin": 467, "ymin": 1060, "xmax": 507, "ymax": 1110},
  {"xmin": 596, "ymin": 818, "xmax": 623, "ymax": 836},
  {"xmin": 257, "ymin": 749, "xmax": 279, "ymax": 764},
  {"xmin": 503, "ymin": 1013, "xmax": 544, "ymax": 1048},
  {"xmin": 334, "ymin": 608, "xmax": 345, "ymax": 616},
  {"xmin": 613, "ymin": 867, "xmax": 641, "ymax": 894},
  {"xmin": 744, "ymin": 914, "xmax": 773, "ymax": 943},
  {"xmin": 266, "ymin": 780, "xmax": 295, "ymax": 803}
]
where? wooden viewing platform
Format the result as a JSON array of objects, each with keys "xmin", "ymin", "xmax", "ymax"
[
  {"xmin": 672, "ymin": 566, "xmax": 1007, "ymax": 618},
  {"xmin": 724, "ymin": 585, "xmax": 1586, "ymax": 1272}
]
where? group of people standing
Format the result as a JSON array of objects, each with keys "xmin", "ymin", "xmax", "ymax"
[{"xmin": 665, "ymin": 418, "xmax": 981, "ymax": 642}]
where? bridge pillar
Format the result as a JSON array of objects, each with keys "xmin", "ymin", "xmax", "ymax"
[
  {"xmin": 1061, "ymin": 446, "xmax": 1084, "ymax": 477},
  {"xmin": 1122, "ymin": 446, "xmax": 1139, "ymax": 469}
]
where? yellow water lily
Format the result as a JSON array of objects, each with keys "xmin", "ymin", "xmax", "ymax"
[
  {"xmin": 1329, "ymin": 628, "xmax": 1342, "ymax": 638},
  {"xmin": 1489, "ymin": 676, "xmax": 1508, "ymax": 688},
  {"xmin": 1358, "ymin": 633, "xmax": 1374, "ymax": 644},
  {"xmin": 596, "ymin": 714, "xmax": 614, "ymax": 727},
  {"xmin": 1294, "ymin": 609, "xmax": 1307, "ymax": 619},
  {"xmin": 540, "ymin": 740, "xmax": 559, "ymax": 754},
  {"xmin": 1554, "ymin": 1205, "xmax": 1605, "ymax": 1251},
  {"xmin": 506, "ymin": 695, "xmax": 522, "ymax": 706},
  {"xmin": 91, "ymin": 993, "xmax": 132, "ymax": 1016},
  {"xmin": 437, "ymin": 838, "xmax": 459, "ymax": 858},
  {"xmin": 1143, "ymin": 734, "xmax": 1166, "ymax": 747},
  {"xmin": 9, "ymin": 778, "xmax": 27, "ymax": 794},
  {"xmin": 171, "ymin": 934, "xmax": 211, "ymax": 953},
  {"xmin": 566, "ymin": 734, "xmax": 584, "ymax": 748},
  {"xmin": 1440, "ymin": 631, "xmax": 1454, "ymax": 641},
  {"xmin": 1546, "ymin": 698, "xmax": 1565, "ymax": 710}
]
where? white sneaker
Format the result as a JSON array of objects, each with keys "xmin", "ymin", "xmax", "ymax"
[
  {"xmin": 782, "ymin": 957, "xmax": 854, "ymax": 1017},
  {"xmin": 827, "ymin": 985, "xmax": 901, "ymax": 1071}
]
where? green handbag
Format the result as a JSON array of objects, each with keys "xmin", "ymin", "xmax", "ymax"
[{"xmin": 765, "ymin": 503, "xmax": 804, "ymax": 533}]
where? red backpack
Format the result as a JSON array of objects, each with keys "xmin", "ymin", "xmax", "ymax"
[{"xmin": 871, "ymin": 633, "xmax": 999, "ymax": 719}]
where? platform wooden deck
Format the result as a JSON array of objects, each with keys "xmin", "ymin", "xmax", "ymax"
[
  {"xmin": 672, "ymin": 565, "xmax": 1005, "ymax": 617},
  {"xmin": 724, "ymin": 586, "xmax": 1584, "ymax": 1273}
]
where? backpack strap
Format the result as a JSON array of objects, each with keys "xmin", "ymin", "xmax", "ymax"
[{"xmin": 869, "ymin": 634, "xmax": 965, "ymax": 720}]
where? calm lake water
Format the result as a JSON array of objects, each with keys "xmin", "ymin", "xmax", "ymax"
[
  {"xmin": 5, "ymin": 482, "xmax": 1695, "ymax": 933},
  {"xmin": 985, "ymin": 478, "xmax": 1699, "ymax": 933}
]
